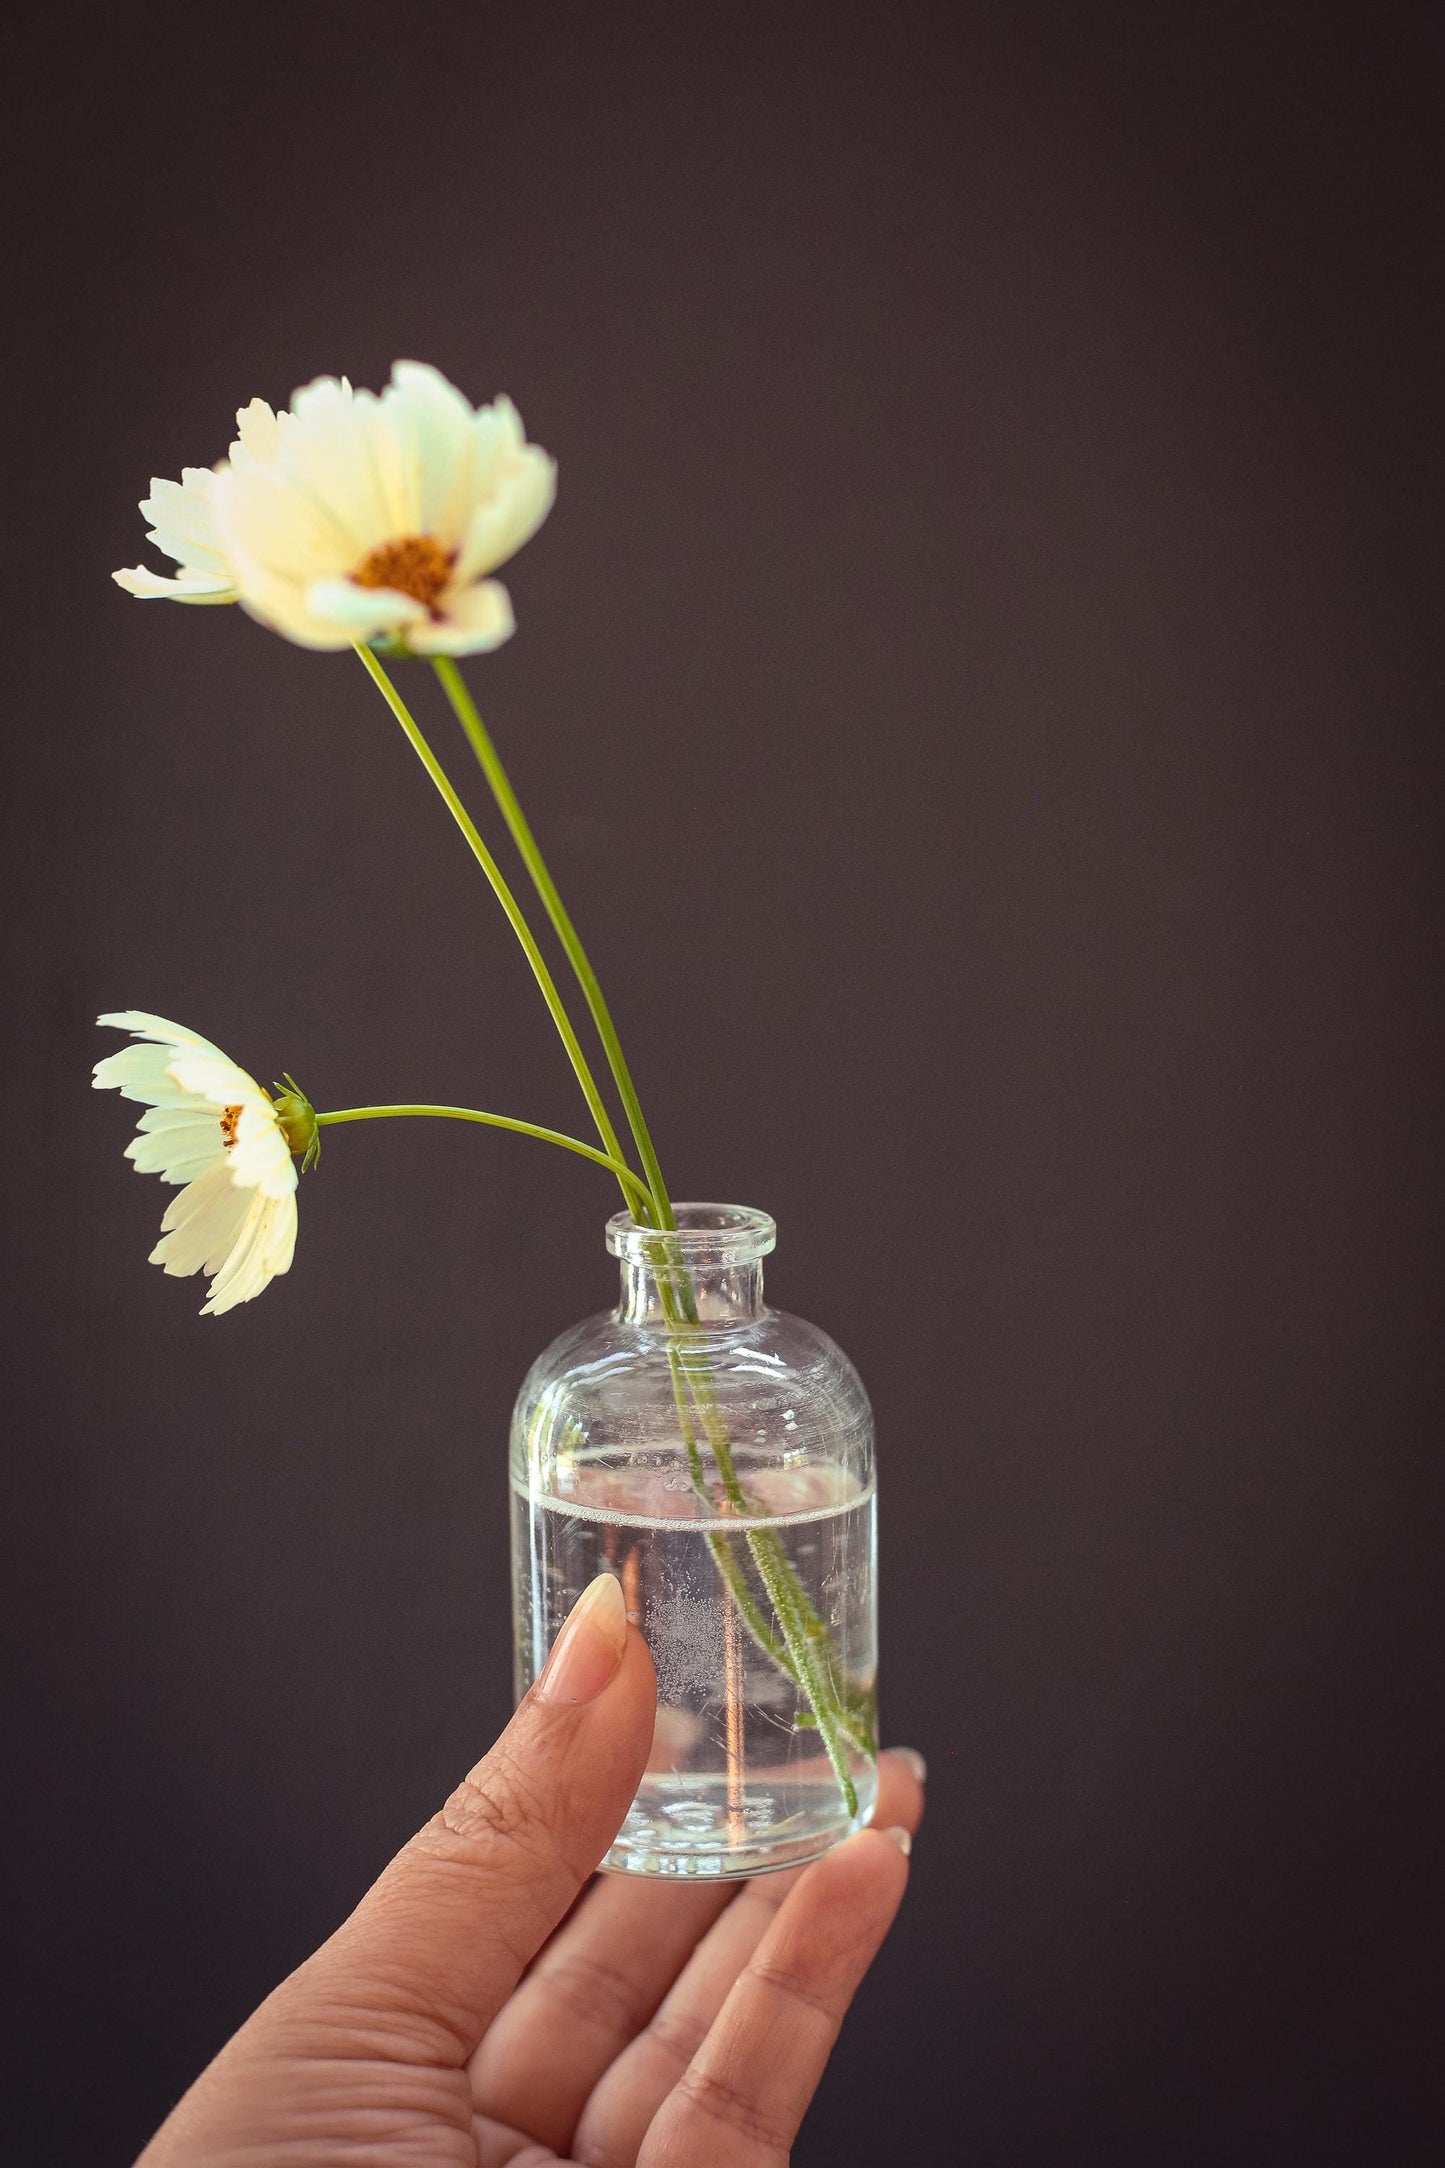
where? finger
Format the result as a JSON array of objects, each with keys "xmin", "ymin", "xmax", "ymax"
[
  {"xmin": 470, "ymin": 1876, "xmax": 733, "ymax": 2151},
  {"xmin": 641, "ymin": 1822, "xmax": 912, "ymax": 2168},
  {"xmin": 573, "ymin": 1749, "xmax": 925, "ymax": 2167},
  {"xmin": 266, "ymin": 1573, "xmax": 656, "ymax": 2066}
]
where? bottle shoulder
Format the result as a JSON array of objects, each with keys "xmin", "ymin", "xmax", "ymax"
[
  {"xmin": 511, "ymin": 1305, "xmax": 874, "ymax": 1494},
  {"xmin": 515, "ymin": 1305, "xmax": 870, "ymax": 1408}
]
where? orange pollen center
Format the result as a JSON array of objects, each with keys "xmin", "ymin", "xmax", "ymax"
[
  {"xmin": 350, "ymin": 534, "xmax": 454, "ymax": 610},
  {"xmin": 219, "ymin": 1105, "xmax": 243, "ymax": 1151}
]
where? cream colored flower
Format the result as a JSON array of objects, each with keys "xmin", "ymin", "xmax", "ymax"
[
  {"xmin": 94, "ymin": 1012, "xmax": 306, "ymax": 1316},
  {"xmin": 113, "ymin": 363, "xmax": 555, "ymax": 655}
]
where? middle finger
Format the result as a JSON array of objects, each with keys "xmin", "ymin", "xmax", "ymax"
[{"xmin": 469, "ymin": 1872, "xmax": 733, "ymax": 2150}]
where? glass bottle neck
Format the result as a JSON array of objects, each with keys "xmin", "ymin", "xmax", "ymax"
[
  {"xmin": 606, "ymin": 1206, "xmax": 777, "ymax": 1326},
  {"xmin": 617, "ymin": 1254, "xmax": 766, "ymax": 1326}
]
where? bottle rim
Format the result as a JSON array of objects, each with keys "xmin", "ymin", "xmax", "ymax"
[{"xmin": 606, "ymin": 1202, "xmax": 777, "ymax": 1264}]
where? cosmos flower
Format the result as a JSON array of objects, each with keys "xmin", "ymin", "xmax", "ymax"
[
  {"xmin": 94, "ymin": 1012, "xmax": 313, "ymax": 1316},
  {"xmin": 113, "ymin": 363, "xmax": 554, "ymax": 654}
]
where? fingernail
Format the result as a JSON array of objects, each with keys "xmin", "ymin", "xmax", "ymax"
[
  {"xmin": 881, "ymin": 1825, "xmax": 912, "ymax": 1856},
  {"xmin": 538, "ymin": 1573, "xmax": 628, "ymax": 1706},
  {"xmin": 891, "ymin": 1747, "xmax": 927, "ymax": 1785}
]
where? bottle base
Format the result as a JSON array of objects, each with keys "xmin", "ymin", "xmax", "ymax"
[{"xmin": 598, "ymin": 1766, "xmax": 878, "ymax": 1879}]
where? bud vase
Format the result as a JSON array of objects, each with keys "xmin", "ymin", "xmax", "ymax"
[{"xmin": 510, "ymin": 1204, "xmax": 878, "ymax": 1877}]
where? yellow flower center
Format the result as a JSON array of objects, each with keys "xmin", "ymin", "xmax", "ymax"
[
  {"xmin": 350, "ymin": 535, "xmax": 454, "ymax": 610},
  {"xmin": 220, "ymin": 1105, "xmax": 244, "ymax": 1150}
]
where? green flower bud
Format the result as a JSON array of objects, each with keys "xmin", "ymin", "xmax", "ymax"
[{"xmin": 273, "ymin": 1076, "xmax": 320, "ymax": 1170}]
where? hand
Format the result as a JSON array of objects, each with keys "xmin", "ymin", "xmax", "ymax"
[{"xmin": 137, "ymin": 1573, "xmax": 924, "ymax": 2166}]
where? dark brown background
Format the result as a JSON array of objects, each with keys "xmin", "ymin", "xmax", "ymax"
[{"xmin": 3, "ymin": 3, "xmax": 1442, "ymax": 2159}]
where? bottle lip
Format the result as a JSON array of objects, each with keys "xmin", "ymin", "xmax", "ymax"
[{"xmin": 606, "ymin": 1202, "xmax": 777, "ymax": 1264}]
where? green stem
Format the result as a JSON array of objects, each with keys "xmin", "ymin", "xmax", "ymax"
[
  {"xmin": 354, "ymin": 646, "xmax": 647, "ymax": 1215},
  {"xmin": 432, "ymin": 656, "xmax": 673, "ymax": 1229},
  {"xmin": 665, "ymin": 1332, "xmax": 869, "ymax": 1775},
  {"xmin": 370, "ymin": 652, "xmax": 866, "ymax": 1808},
  {"xmin": 315, "ymin": 1104, "xmax": 653, "ymax": 1218},
  {"xmin": 662, "ymin": 1336, "xmax": 800, "ymax": 1681}
]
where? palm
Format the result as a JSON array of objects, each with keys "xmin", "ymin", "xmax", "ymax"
[
  {"xmin": 469, "ymin": 1864, "xmax": 820, "ymax": 2165},
  {"xmin": 271, "ymin": 1754, "xmax": 917, "ymax": 2168},
  {"xmin": 136, "ymin": 1616, "xmax": 921, "ymax": 2168}
]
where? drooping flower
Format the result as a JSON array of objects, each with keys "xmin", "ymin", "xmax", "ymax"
[
  {"xmin": 113, "ymin": 363, "xmax": 555, "ymax": 656},
  {"xmin": 94, "ymin": 1013, "xmax": 312, "ymax": 1315}
]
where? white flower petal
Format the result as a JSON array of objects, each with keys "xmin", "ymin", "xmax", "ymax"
[
  {"xmin": 452, "ymin": 440, "xmax": 556, "ymax": 585},
  {"xmin": 151, "ymin": 1159, "xmax": 252, "ymax": 1275},
  {"xmin": 263, "ymin": 1192, "xmax": 298, "ymax": 1274},
  {"xmin": 303, "ymin": 579, "xmax": 429, "ymax": 638},
  {"xmin": 385, "ymin": 362, "xmax": 483, "ymax": 541},
  {"xmin": 116, "ymin": 466, "xmax": 239, "ymax": 604},
  {"xmin": 229, "ymin": 397, "xmax": 288, "ymax": 469},
  {"xmin": 228, "ymin": 1100, "xmax": 298, "ymax": 1200},
  {"xmin": 134, "ymin": 1104, "xmax": 222, "ymax": 1132},
  {"xmin": 96, "ymin": 1011, "xmax": 229, "ymax": 1052},
  {"xmin": 94, "ymin": 1059, "xmax": 196, "ymax": 1106},
  {"xmin": 478, "ymin": 394, "xmax": 526, "ymax": 460},
  {"xmin": 406, "ymin": 579, "xmax": 516, "ymax": 656},
  {"xmin": 212, "ymin": 1191, "xmax": 297, "ymax": 1313},
  {"xmin": 94, "ymin": 1014, "xmax": 230, "ymax": 1101},
  {"xmin": 127, "ymin": 1137, "xmax": 225, "ymax": 1184},
  {"xmin": 200, "ymin": 1192, "xmax": 277, "ymax": 1313},
  {"xmin": 213, "ymin": 463, "xmax": 354, "ymax": 585},
  {"xmin": 112, "ymin": 565, "xmax": 237, "ymax": 603},
  {"xmin": 279, "ymin": 377, "xmax": 416, "ymax": 553},
  {"xmin": 230, "ymin": 563, "xmax": 359, "ymax": 649},
  {"xmin": 141, "ymin": 471, "xmax": 229, "ymax": 574},
  {"xmin": 163, "ymin": 1052, "xmax": 266, "ymax": 1104},
  {"xmin": 126, "ymin": 1109, "xmax": 229, "ymax": 1183}
]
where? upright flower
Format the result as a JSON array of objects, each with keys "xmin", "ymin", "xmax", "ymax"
[
  {"xmin": 94, "ymin": 1013, "xmax": 311, "ymax": 1315},
  {"xmin": 113, "ymin": 363, "xmax": 555, "ymax": 655}
]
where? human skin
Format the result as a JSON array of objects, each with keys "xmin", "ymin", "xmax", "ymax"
[{"xmin": 136, "ymin": 1573, "xmax": 925, "ymax": 2167}]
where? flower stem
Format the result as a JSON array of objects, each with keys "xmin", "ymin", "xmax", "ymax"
[
  {"xmin": 315, "ymin": 1104, "xmax": 654, "ymax": 1217},
  {"xmin": 662, "ymin": 1338, "xmax": 799, "ymax": 1676},
  {"xmin": 432, "ymin": 656, "xmax": 673, "ymax": 1229},
  {"xmin": 371, "ymin": 652, "xmax": 867, "ymax": 1812},
  {"xmin": 354, "ymin": 645, "xmax": 650, "ymax": 1217}
]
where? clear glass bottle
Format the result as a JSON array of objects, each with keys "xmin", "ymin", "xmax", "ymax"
[{"xmin": 511, "ymin": 1204, "xmax": 878, "ymax": 1877}]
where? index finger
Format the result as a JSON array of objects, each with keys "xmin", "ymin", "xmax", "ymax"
[{"xmin": 277, "ymin": 1576, "xmax": 657, "ymax": 2065}]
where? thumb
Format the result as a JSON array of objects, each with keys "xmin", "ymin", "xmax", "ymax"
[{"xmin": 281, "ymin": 1572, "xmax": 656, "ymax": 2059}]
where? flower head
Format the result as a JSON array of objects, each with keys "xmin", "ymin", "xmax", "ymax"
[
  {"xmin": 113, "ymin": 363, "xmax": 555, "ymax": 655},
  {"xmin": 94, "ymin": 1013, "xmax": 304, "ymax": 1315}
]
